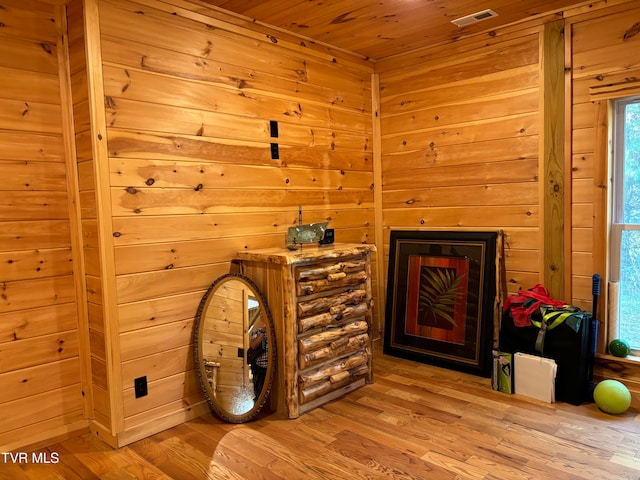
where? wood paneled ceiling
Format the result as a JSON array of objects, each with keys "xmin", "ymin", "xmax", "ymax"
[{"xmin": 201, "ymin": 0, "xmax": 591, "ymax": 60}]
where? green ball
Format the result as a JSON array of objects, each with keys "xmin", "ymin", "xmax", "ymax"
[
  {"xmin": 609, "ymin": 339, "xmax": 631, "ymax": 358},
  {"xmin": 593, "ymin": 379, "xmax": 632, "ymax": 415}
]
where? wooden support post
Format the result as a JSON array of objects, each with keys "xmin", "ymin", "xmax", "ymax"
[
  {"xmin": 542, "ymin": 20, "xmax": 566, "ymax": 299},
  {"xmin": 55, "ymin": 2, "xmax": 93, "ymax": 422},
  {"xmin": 593, "ymin": 100, "xmax": 609, "ymax": 353},
  {"xmin": 84, "ymin": 0, "xmax": 125, "ymax": 437},
  {"xmin": 371, "ymin": 73, "xmax": 385, "ymax": 338}
]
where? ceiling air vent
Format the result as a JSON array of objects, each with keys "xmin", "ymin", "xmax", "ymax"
[{"xmin": 451, "ymin": 9, "xmax": 498, "ymax": 27}]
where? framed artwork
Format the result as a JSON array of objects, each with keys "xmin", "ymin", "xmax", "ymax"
[{"xmin": 384, "ymin": 230, "xmax": 498, "ymax": 377}]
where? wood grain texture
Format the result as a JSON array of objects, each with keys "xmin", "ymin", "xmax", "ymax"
[
  {"xmin": 567, "ymin": 1, "xmax": 640, "ymax": 313},
  {"xmin": 0, "ymin": 0, "xmax": 87, "ymax": 451},
  {"xmin": 64, "ymin": 0, "xmax": 115, "ymax": 440},
  {"xmin": 58, "ymin": 0, "xmax": 375, "ymax": 445},
  {"xmin": 3, "ymin": 0, "xmax": 640, "ymax": 456},
  {"xmin": 377, "ymin": 25, "xmax": 542, "ymax": 301},
  {"xmin": 85, "ymin": 0, "xmax": 126, "ymax": 435},
  {"xmin": 8, "ymin": 344, "xmax": 640, "ymax": 479},
  {"xmin": 237, "ymin": 245, "xmax": 375, "ymax": 419},
  {"xmin": 198, "ymin": 0, "xmax": 592, "ymax": 60},
  {"xmin": 541, "ymin": 20, "xmax": 566, "ymax": 300}
]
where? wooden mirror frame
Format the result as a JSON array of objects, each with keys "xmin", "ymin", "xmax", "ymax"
[{"xmin": 194, "ymin": 273, "xmax": 276, "ymax": 423}]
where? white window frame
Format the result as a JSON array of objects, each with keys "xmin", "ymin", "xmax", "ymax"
[{"xmin": 610, "ymin": 95, "xmax": 640, "ymax": 353}]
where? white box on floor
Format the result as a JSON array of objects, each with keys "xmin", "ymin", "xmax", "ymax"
[{"xmin": 514, "ymin": 352, "xmax": 557, "ymax": 403}]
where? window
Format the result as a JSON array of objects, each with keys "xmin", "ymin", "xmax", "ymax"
[{"xmin": 610, "ymin": 96, "xmax": 640, "ymax": 351}]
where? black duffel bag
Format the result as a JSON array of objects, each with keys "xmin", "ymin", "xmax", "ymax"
[{"xmin": 499, "ymin": 285, "xmax": 591, "ymax": 405}]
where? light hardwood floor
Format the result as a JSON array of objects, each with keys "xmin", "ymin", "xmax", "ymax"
[{"xmin": 4, "ymin": 345, "xmax": 640, "ymax": 480}]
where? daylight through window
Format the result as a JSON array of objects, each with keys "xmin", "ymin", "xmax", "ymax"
[{"xmin": 610, "ymin": 96, "xmax": 640, "ymax": 351}]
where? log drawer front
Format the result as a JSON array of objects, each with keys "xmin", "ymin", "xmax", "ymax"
[{"xmin": 236, "ymin": 243, "xmax": 375, "ymax": 419}]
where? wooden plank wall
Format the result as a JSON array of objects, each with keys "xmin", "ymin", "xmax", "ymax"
[
  {"xmin": 90, "ymin": 0, "xmax": 375, "ymax": 444},
  {"xmin": 4, "ymin": 0, "xmax": 637, "ymax": 452},
  {"xmin": 66, "ymin": 0, "xmax": 115, "ymax": 438},
  {"xmin": 0, "ymin": 0, "xmax": 87, "ymax": 450},
  {"xmin": 566, "ymin": 1, "xmax": 640, "ymax": 390},
  {"xmin": 375, "ymin": 18, "xmax": 551, "ymax": 309},
  {"xmin": 375, "ymin": 0, "xmax": 640, "ymax": 394},
  {"xmin": 567, "ymin": 1, "xmax": 640, "ymax": 315}
]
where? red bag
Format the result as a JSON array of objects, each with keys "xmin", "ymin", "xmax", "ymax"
[{"xmin": 503, "ymin": 284, "xmax": 566, "ymax": 327}]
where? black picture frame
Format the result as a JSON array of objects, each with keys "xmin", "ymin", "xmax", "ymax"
[{"xmin": 384, "ymin": 230, "xmax": 498, "ymax": 377}]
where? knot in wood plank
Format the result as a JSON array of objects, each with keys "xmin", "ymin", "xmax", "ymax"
[{"xmin": 624, "ymin": 22, "xmax": 640, "ymax": 40}]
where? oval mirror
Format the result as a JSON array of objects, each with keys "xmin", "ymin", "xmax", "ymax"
[{"xmin": 194, "ymin": 273, "xmax": 276, "ymax": 423}]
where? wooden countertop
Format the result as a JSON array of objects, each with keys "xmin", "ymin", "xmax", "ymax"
[{"xmin": 236, "ymin": 243, "xmax": 376, "ymax": 265}]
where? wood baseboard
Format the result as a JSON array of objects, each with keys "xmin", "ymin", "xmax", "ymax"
[
  {"xmin": 113, "ymin": 401, "xmax": 211, "ymax": 448},
  {"xmin": 594, "ymin": 354, "xmax": 640, "ymax": 408},
  {"xmin": 90, "ymin": 419, "xmax": 119, "ymax": 449},
  {"xmin": 2, "ymin": 419, "xmax": 89, "ymax": 453}
]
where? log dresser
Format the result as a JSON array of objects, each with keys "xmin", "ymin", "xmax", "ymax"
[{"xmin": 235, "ymin": 243, "xmax": 376, "ymax": 419}]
